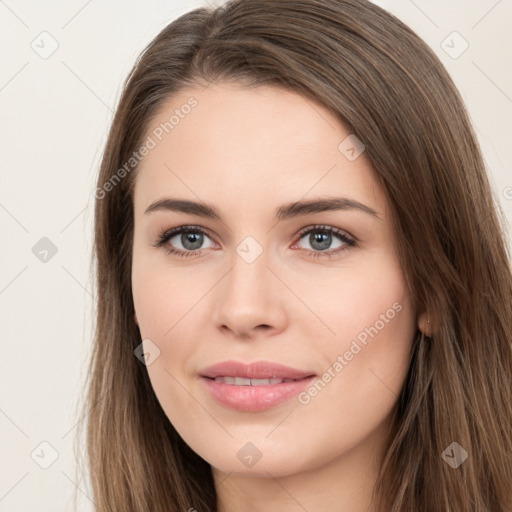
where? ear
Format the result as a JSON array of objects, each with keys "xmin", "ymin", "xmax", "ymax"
[{"xmin": 417, "ymin": 310, "xmax": 431, "ymax": 337}]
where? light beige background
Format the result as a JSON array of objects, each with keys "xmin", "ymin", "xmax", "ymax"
[{"xmin": 0, "ymin": 1, "xmax": 510, "ymax": 510}]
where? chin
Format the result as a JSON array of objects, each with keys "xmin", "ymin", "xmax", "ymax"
[{"xmin": 193, "ymin": 436, "xmax": 315, "ymax": 478}]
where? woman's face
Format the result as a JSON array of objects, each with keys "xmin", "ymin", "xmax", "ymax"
[{"xmin": 131, "ymin": 82, "xmax": 418, "ymax": 478}]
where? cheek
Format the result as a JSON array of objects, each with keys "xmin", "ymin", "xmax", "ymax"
[
  {"xmin": 275, "ymin": 263, "xmax": 415, "ymax": 467},
  {"xmin": 132, "ymin": 252, "xmax": 206, "ymax": 339},
  {"xmin": 287, "ymin": 247, "xmax": 414, "ymax": 354},
  {"xmin": 296, "ymin": 248, "xmax": 415, "ymax": 399},
  {"xmin": 131, "ymin": 254, "xmax": 212, "ymax": 389},
  {"xmin": 333, "ymin": 265, "xmax": 413, "ymax": 349},
  {"xmin": 132, "ymin": 258, "xmax": 205, "ymax": 427},
  {"xmin": 297, "ymin": 253, "xmax": 416, "ymax": 426}
]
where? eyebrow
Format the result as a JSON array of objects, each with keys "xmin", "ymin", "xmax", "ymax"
[{"xmin": 144, "ymin": 197, "xmax": 380, "ymax": 221}]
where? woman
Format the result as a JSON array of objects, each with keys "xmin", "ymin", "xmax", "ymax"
[{"xmin": 78, "ymin": 0, "xmax": 512, "ymax": 510}]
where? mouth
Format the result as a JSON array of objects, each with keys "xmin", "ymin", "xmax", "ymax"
[
  {"xmin": 206, "ymin": 376, "xmax": 302, "ymax": 385},
  {"xmin": 199, "ymin": 360, "xmax": 316, "ymax": 412},
  {"xmin": 200, "ymin": 359, "xmax": 315, "ymax": 380}
]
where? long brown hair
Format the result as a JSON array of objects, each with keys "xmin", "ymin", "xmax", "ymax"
[{"xmin": 75, "ymin": 0, "xmax": 512, "ymax": 510}]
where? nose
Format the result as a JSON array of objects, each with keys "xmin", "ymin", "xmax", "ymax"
[{"xmin": 211, "ymin": 246, "xmax": 288, "ymax": 340}]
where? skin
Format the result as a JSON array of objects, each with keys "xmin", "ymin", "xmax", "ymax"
[{"xmin": 131, "ymin": 82, "xmax": 429, "ymax": 512}]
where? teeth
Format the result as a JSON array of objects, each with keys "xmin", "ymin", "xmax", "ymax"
[
  {"xmin": 213, "ymin": 376, "xmax": 297, "ymax": 385},
  {"xmin": 251, "ymin": 378, "xmax": 280, "ymax": 386}
]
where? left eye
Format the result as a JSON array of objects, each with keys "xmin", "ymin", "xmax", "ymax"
[{"xmin": 293, "ymin": 225, "xmax": 356, "ymax": 257}]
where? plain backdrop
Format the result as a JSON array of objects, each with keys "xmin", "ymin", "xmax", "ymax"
[{"xmin": 1, "ymin": 0, "xmax": 511, "ymax": 510}]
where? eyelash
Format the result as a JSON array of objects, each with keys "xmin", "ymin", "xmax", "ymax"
[{"xmin": 152, "ymin": 224, "xmax": 356, "ymax": 260}]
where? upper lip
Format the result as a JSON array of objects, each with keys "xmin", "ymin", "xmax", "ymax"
[{"xmin": 200, "ymin": 360, "xmax": 315, "ymax": 380}]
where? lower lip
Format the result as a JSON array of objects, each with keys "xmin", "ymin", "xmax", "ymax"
[{"xmin": 201, "ymin": 376, "xmax": 316, "ymax": 412}]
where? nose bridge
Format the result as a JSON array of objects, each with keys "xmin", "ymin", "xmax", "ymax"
[
  {"xmin": 226, "ymin": 237, "xmax": 272, "ymax": 303},
  {"xmin": 212, "ymin": 235, "xmax": 286, "ymax": 335}
]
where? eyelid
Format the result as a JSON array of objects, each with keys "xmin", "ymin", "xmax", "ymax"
[
  {"xmin": 159, "ymin": 224, "xmax": 214, "ymax": 238},
  {"xmin": 294, "ymin": 224, "xmax": 356, "ymax": 244},
  {"xmin": 153, "ymin": 224, "xmax": 218, "ymax": 248}
]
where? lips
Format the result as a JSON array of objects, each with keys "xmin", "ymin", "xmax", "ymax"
[
  {"xmin": 213, "ymin": 376, "xmax": 296, "ymax": 385},
  {"xmin": 200, "ymin": 360, "xmax": 315, "ymax": 380},
  {"xmin": 200, "ymin": 360, "xmax": 316, "ymax": 412}
]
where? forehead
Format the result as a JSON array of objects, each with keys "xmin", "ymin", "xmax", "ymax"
[{"xmin": 133, "ymin": 82, "xmax": 387, "ymax": 220}]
